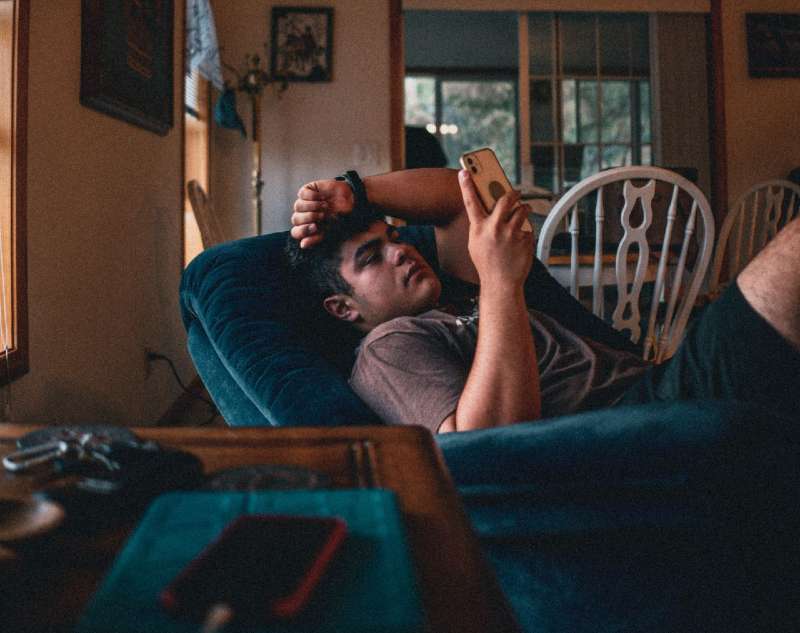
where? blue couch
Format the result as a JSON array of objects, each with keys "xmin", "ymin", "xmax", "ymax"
[{"xmin": 180, "ymin": 227, "xmax": 800, "ymax": 632}]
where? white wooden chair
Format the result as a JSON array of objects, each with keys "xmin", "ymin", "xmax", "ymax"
[
  {"xmin": 706, "ymin": 179, "xmax": 800, "ymax": 297},
  {"xmin": 536, "ymin": 166, "xmax": 715, "ymax": 363},
  {"xmin": 187, "ymin": 180, "xmax": 225, "ymax": 248}
]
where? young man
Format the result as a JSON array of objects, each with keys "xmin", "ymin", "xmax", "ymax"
[{"xmin": 287, "ymin": 168, "xmax": 800, "ymax": 434}]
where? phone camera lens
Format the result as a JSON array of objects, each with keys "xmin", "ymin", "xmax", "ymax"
[
  {"xmin": 470, "ymin": 166, "xmax": 477, "ymax": 174},
  {"xmin": 467, "ymin": 157, "xmax": 473, "ymax": 164}
]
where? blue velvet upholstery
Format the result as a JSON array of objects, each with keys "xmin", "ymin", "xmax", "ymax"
[
  {"xmin": 439, "ymin": 399, "xmax": 800, "ymax": 632},
  {"xmin": 181, "ymin": 231, "xmax": 377, "ymax": 426},
  {"xmin": 180, "ymin": 228, "xmax": 800, "ymax": 632}
]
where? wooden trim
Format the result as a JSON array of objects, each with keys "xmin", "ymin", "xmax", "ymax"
[
  {"xmin": 708, "ymin": 0, "xmax": 727, "ymax": 225},
  {"xmin": 1, "ymin": 0, "xmax": 30, "ymax": 384},
  {"xmin": 518, "ymin": 13, "xmax": 531, "ymax": 188},
  {"xmin": 179, "ymin": 0, "xmax": 186, "ymax": 268},
  {"xmin": 407, "ymin": 66, "xmax": 519, "ymax": 77},
  {"xmin": 389, "ymin": 0, "xmax": 404, "ymax": 170}
]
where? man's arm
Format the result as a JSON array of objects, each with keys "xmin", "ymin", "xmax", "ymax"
[
  {"xmin": 442, "ymin": 171, "xmax": 541, "ymax": 432},
  {"xmin": 291, "ymin": 168, "xmax": 478, "ymax": 283}
]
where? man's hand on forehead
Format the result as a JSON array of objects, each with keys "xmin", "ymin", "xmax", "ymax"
[{"xmin": 291, "ymin": 179, "xmax": 355, "ymax": 249}]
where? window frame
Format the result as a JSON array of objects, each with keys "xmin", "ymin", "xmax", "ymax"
[
  {"xmin": 0, "ymin": 0, "xmax": 29, "ymax": 384},
  {"xmin": 521, "ymin": 12, "xmax": 653, "ymax": 193},
  {"xmin": 405, "ymin": 68, "xmax": 520, "ymax": 182},
  {"xmin": 182, "ymin": 67, "xmax": 211, "ymax": 267}
]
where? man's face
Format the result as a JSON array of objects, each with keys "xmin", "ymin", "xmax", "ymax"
[{"xmin": 327, "ymin": 221, "xmax": 442, "ymax": 331}]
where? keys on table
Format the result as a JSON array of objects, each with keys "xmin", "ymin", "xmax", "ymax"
[{"xmin": 2, "ymin": 432, "xmax": 143, "ymax": 475}]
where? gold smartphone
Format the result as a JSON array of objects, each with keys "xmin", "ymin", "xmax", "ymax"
[{"xmin": 459, "ymin": 147, "xmax": 532, "ymax": 231}]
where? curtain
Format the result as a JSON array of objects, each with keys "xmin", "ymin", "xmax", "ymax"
[{"xmin": 185, "ymin": 0, "xmax": 224, "ymax": 91}]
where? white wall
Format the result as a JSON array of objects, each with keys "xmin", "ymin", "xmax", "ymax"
[
  {"xmin": 212, "ymin": 0, "xmax": 394, "ymax": 238},
  {"xmin": 11, "ymin": 1, "xmax": 190, "ymax": 425},
  {"xmin": 721, "ymin": 1, "xmax": 800, "ymax": 204}
]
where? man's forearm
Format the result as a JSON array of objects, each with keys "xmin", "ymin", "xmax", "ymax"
[
  {"xmin": 453, "ymin": 287, "xmax": 542, "ymax": 431},
  {"xmin": 363, "ymin": 168, "xmax": 464, "ymax": 226}
]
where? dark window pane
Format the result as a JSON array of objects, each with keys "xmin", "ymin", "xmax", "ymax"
[
  {"xmin": 563, "ymin": 144, "xmax": 586, "ymax": 188},
  {"xmin": 561, "ymin": 79, "xmax": 577, "ymax": 143},
  {"xmin": 630, "ymin": 14, "xmax": 650, "ymax": 75},
  {"xmin": 578, "ymin": 80, "xmax": 599, "ymax": 143},
  {"xmin": 528, "ymin": 13, "xmax": 553, "ymax": 75},
  {"xmin": 599, "ymin": 14, "xmax": 631, "ymax": 75},
  {"xmin": 601, "ymin": 81, "xmax": 631, "ymax": 143},
  {"xmin": 532, "ymin": 145, "xmax": 556, "ymax": 191},
  {"xmin": 531, "ymin": 80, "xmax": 554, "ymax": 142},
  {"xmin": 441, "ymin": 80, "xmax": 518, "ymax": 179},
  {"xmin": 561, "ymin": 14, "xmax": 596, "ymax": 75}
]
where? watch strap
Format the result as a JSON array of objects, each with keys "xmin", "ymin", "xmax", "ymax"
[{"xmin": 335, "ymin": 170, "xmax": 369, "ymax": 212}]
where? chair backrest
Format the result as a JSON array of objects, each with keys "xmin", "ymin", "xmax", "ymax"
[
  {"xmin": 707, "ymin": 179, "xmax": 800, "ymax": 296},
  {"xmin": 536, "ymin": 166, "xmax": 715, "ymax": 363},
  {"xmin": 187, "ymin": 180, "xmax": 225, "ymax": 248}
]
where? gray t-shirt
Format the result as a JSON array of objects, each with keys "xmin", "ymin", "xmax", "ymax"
[{"xmin": 349, "ymin": 306, "xmax": 650, "ymax": 433}]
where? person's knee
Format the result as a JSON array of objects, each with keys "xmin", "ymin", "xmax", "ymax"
[{"xmin": 737, "ymin": 216, "xmax": 800, "ymax": 351}]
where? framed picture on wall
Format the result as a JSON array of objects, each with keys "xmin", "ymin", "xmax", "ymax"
[
  {"xmin": 746, "ymin": 13, "xmax": 800, "ymax": 78},
  {"xmin": 271, "ymin": 6, "xmax": 333, "ymax": 82},
  {"xmin": 80, "ymin": 0, "xmax": 174, "ymax": 135}
]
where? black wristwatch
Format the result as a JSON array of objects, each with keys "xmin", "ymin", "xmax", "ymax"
[{"xmin": 335, "ymin": 170, "xmax": 369, "ymax": 212}]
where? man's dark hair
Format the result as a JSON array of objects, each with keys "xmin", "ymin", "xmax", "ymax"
[{"xmin": 285, "ymin": 206, "xmax": 385, "ymax": 303}]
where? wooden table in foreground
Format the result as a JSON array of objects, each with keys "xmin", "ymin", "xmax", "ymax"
[{"xmin": 0, "ymin": 424, "xmax": 520, "ymax": 633}]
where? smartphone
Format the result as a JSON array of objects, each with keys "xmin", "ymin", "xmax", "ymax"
[
  {"xmin": 460, "ymin": 147, "xmax": 532, "ymax": 231},
  {"xmin": 160, "ymin": 514, "xmax": 347, "ymax": 622}
]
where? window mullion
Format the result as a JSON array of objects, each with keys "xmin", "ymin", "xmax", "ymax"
[
  {"xmin": 595, "ymin": 15, "xmax": 602, "ymax": 171},
  {"xmin": 434, "ymin": 78, "xmax": 443, "ymax": 142},
  {"xmin": 554, "ymin": 13, "xmax": 565, "ymax": 191}
]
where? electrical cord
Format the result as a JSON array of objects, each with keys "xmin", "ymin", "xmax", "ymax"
[{"xmin": 147, "ymin": 352, "xmax": 219, "ymax": 424}]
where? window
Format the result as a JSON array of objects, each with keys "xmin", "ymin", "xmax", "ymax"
[
  {"xmin": 525, "ymin": 13, "xmax": 652, "ymax": 193},
  {"xmin": 183, "ymin": 68, "xmax": 210, "ymax": 267},
  {"xmin": 405, "ymin": 74, "xmax": 518, "ymax": 181},
  {"xmin": 404, "ymin": 10, "xmax": 520, "ymax": 181},
  {"xmin": 0, "ymin": 0, "xmax": 28, "ymax": 384}
]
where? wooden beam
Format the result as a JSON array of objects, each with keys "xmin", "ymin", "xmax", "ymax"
[
  {"xmin": 708, "ymin": 0, "xmax": 727, "ymax": 225},
  {"xmin": 389, "ymin": 0, "xmax": 404, "ymax": 170}
]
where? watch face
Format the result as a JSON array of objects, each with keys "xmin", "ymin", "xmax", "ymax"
[
  {"xmin": 202, "ymin": 464, "xmax": 331, "ymax": 491},
  {"xmin": 16, "ymin": 425, "xmax": 140, "ymax": 449}
]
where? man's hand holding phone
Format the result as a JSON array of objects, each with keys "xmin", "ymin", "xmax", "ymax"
[
  {"xmin": 458, "ymin": 169, "xmax": 533, "ymax": 290},
  {"xmin": 291, "ymin": 179, "xmax": 355, "ymax": 249}
]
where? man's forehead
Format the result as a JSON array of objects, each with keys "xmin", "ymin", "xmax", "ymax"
[{"xmin": 342, "ymin": 220, "xmax": 392, "ymax": 253}]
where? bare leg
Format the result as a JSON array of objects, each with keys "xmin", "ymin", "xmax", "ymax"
[{"xmin": 737, "ymin": 216, "xmax": 800, "ymax": 351}]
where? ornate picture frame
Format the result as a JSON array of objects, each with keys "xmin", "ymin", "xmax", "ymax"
[
  {"xmin": 80, "ymin": 0, "xmax": 174, "ymax": 135},
  {"xmin": 746, "ymin": 13, "xmax": 800, "ymax": 78},
  {"xmin": 271, "ymin": 6, "xmax": 333, "ymax": 82}
]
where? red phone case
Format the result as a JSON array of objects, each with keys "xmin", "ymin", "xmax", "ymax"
[{"xmin": 160, "ymin": 514, "xmax": 347, "ymax": 621}]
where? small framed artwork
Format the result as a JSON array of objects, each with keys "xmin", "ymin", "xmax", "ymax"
[
  {"xmin": 271, "ymin": 7, "xmax": 333, "ymax": 82},
  {"xmin": 80, "ymin": 0, "xmax": 174, "ymax": 135},
  {"xmin": 746, "ymin": 13, "xmax": 800, "ymax": 78}
]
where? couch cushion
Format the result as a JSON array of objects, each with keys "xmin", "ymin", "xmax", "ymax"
[{"xmin": 181, "ymin": 232, "xmax": 379, "ymax": 426}]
